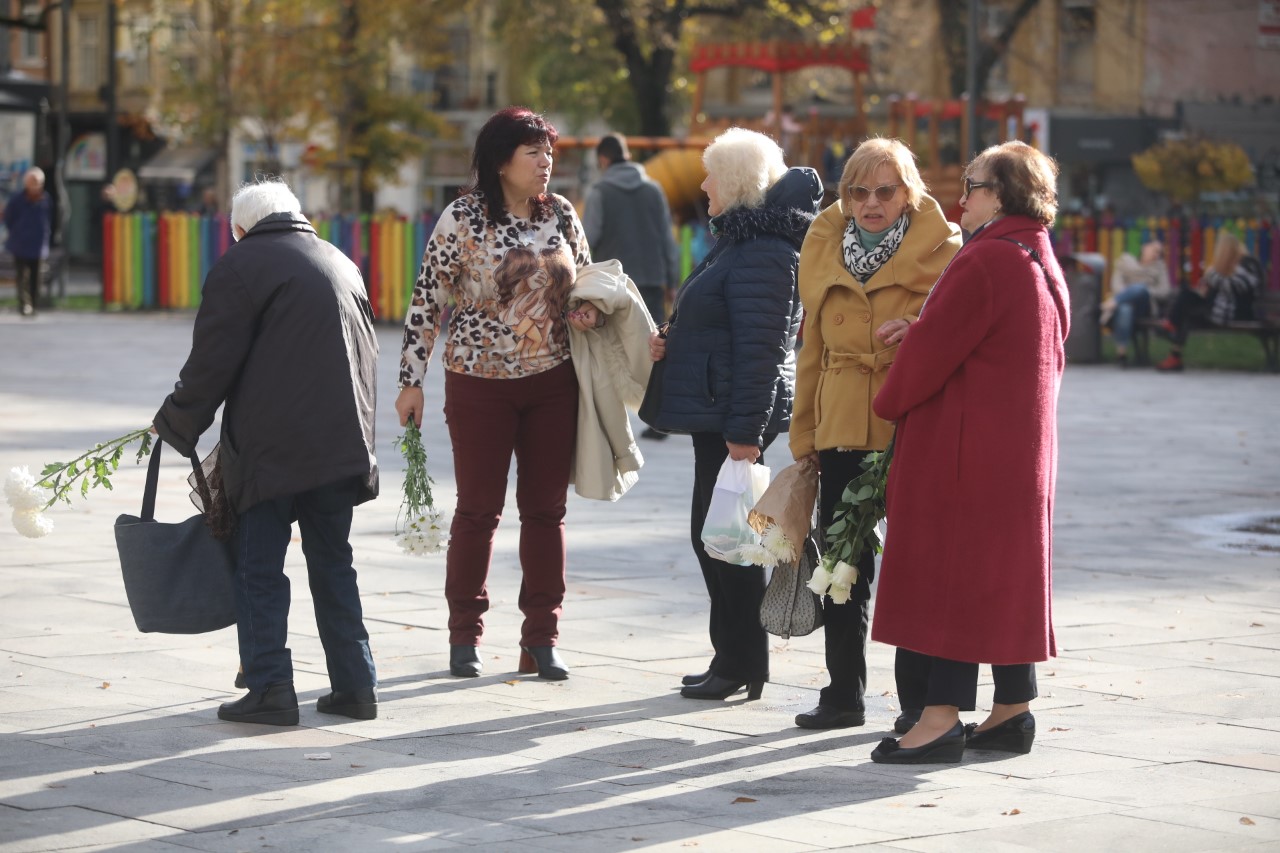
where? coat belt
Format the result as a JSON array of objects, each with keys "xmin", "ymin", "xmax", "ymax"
[{"xmin": 821, "ymin": 349, "xmax": 894, "ymax": 373}]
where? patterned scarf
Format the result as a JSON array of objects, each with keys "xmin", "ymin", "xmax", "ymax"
[{"xmin": 842, "ymin": 213, "xmax": 909, "ymax": 284}]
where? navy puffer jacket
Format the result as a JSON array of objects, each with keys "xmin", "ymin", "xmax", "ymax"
[{"xmin": 648, "ymin": 167, "xmax": 821, "ymax": 444}]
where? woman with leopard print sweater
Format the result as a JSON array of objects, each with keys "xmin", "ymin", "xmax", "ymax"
[{"xmin": 395, "ymin": 107, "xmax": 600, "ymax": 682}]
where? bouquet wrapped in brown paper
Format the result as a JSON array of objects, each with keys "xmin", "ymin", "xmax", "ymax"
[{"xmin": 741, "ymin": 456, "xmax": 819, "ymax": 568}]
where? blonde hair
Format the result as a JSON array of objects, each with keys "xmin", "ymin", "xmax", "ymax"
[
  {"xmin": 702, "ymin": 127, "xmax": 787, "ymax": 212},
  {"xmin": 838, "ymin": 138, "xmax": 925, "ymax": 211},
  {"xmin": 965, "ymin": 141, "xmax": 1059, "ymax": 226},
  {"xmin": 1210, "ymin": 232, "xmax": 1245, "ymax": 276}
]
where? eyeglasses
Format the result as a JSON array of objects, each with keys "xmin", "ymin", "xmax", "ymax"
[
  {"xmin": 850, "ymin": 184, "xmax": 900, "ymax": 203},
  {"xmin": 963, "ymin": 177, "xmax": 993, "ymax": 196}
]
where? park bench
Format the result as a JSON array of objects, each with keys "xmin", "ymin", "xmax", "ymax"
[
  {"xmin": 1132, "ymin": 289, "xmax": 1280, "ymax": 373},
  {"xmin": 0, "ymin": 247, "xmax": 68, "ymax": 306}
]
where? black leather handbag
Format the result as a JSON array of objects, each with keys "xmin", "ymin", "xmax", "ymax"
[
  {"xmin": 637, "ymin": 321, "xmax": 669, "ymax": 431},
  {"xmin": 114, "ymin": 440, "xmax": 237, "ymax": 634}
]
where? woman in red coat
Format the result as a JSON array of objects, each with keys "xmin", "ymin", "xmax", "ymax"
[{"xmin": 868, "ymin": 141, "xmax": 1070, "ymax": 764}]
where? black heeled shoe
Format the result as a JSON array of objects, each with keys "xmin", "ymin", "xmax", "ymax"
[
  {"xmin": 795, "ymin": 705, "xmax": 865, "ymax": 729},
  {"xmin": 964, "ymin": 711, "xmax": 1035, "ymax": 754},
  {"xmin": 317, "ymin": 686, "xmax": 378, "ymax": 720},
  {"xmin": 870, "ymin": 721, "xmax": 966, "ymax": 764},
  {"xmin": 894, "ymin": 707, "xmax": 922, "ymax": 735},
  {"xmin": 680, "ymin": 674, "xmax": 763, "ymax": 701},
  {"xmin": 450, "ymin": 645, "xmax": 482, "ymax": 678},
  {"xmin": 519, "ymin": 645, "xmax": 569, "ymax": 680},
  {"xmin": 681, "ymin": 669, "xmax": 711, "ymax": 686}
]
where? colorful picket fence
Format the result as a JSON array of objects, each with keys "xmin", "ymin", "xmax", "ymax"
[
  {"xmin": 104, "ymin": 212, "xmax": 716, "ymax": 319},
  {"xmin": 1051, "ymin": 217, "xmax": 1280, "ymax": 297}
]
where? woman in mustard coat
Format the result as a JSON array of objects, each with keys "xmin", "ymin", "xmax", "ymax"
[{"xmin": 789, "ymin": 138, "xmax": 961, "ymax": 732}]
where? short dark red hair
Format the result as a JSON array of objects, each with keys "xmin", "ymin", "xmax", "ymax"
[{"xmin": 463, "ymin": 106, "xmax": 559, "ymax": 225}]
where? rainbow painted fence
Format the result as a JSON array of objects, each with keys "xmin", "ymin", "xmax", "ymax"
[{"xmin": 103, "ymin": 213, "xmax": 1278, "ymax": 317}]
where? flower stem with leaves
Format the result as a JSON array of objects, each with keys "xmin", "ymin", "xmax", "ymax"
[
  {"xmin": 808, "ymin": 437, "xmax": 894, "ymax": 603},
  {"xmin": 395, "ymin": 419, "xmax": 447, "ymax": 556}
]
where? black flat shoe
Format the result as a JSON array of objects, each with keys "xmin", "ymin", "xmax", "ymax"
[
  {"xmin": 217, "ymin": 683, "xmax": 299, "ymax": 726},
  {"xmin": 795, "ymin": 704, "xmax": 865, "ymax": 729},
  {"xmin": 450, "ymin": 645, "xmax": 482, "ymax": 678},
  {"xmin": 680, "ymin": 674, "xmax": 763, "ymax": 701},
  {"xmin": 317, "ymin": 687, "xmax": 378, "ymax": 720},
  {"xmin": 519, "ymin": 645, "xmax": 569, "ymax": 680},
  {"xmin": 964, "ymin": 711, "xmax": 1035, "ymax": 754},
  {"xmin": 681, "ymin": 669, "xmax": 712, "ymax": 686},
  {"xmin": 234, "ymin": 665, "xmax": 246, "ymax": 690},
  {"xmin": 870, "ymin": 722, "xmax": 966, "ymax": 764},
  {"xmin": 894, "ymin": 708, "xmax": 922, "ymax": 735}
]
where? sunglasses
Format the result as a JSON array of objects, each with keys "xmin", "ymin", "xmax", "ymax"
[
  {"xmin": 963, "ymin": 177, "xmax": 994, "ymax": 196},
  {"xmin": 850, "ymin": 183, "xmax": 900, "ymax": 203}
]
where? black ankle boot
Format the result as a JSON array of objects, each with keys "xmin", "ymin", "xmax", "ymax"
[
  {"xmin": 450, "ymin": 645, "xmax": 482, "ymax": 678},
  {"xmin": 218, "ymin": 683, "xmax": 299, "ymax": 726},
  {"xmin": 680, "ymin": 674, "xmax": 763, "ymax": 701},
  {"xmin": 317, "ymin": 686, "xmax": 378, "ymax": 720},
  {"xmin": 519, "ymin": 645, "xmax": 569, "ymax": 680}
]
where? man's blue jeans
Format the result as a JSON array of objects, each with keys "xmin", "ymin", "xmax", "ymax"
[
  {"xmin": 1110, "ymin": 283, "xmax": 1151, "ymax": 349},
  {"xmin": 234, "ymin": 478, "xmax": 376, "ymax": 692}
]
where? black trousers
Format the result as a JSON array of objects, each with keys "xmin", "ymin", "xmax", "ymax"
[
  {"xmin": 13, "ymin": 257, "xmax": 40, "ymax": 312},
  {"xmin": 895, "ymin": 647, "xmax": 1038, "ymax": 711},
  {"xmin": 816, "ymin": 449, "xmax": 876, "ymax": 712},
  {"xmin": 1166, "ymin": 286, "xmax": 1212, "ymax": 346},
  {"xmin": 690, "ymin": 431, "xmax": 775, "ymax": 682}
]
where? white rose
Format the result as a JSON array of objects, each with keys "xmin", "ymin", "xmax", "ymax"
[
  {"xmin": 828, "ymin": 581, "xmax": 852, "ymax": 605},
  {"xmin": 832, "ymin": 560, "xmax": 859, "ymax": 587},
  {"xmin": 806, "ymin": 563, "xmax": 833, "ymax": 596}
]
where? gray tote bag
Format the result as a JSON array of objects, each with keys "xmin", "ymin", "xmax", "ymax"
[{"xmin": 114, "ymin": 440, "xmax": 236, "ymax": 634}]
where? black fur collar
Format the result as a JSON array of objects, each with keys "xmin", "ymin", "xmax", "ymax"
[{"xmin": 711, "ymin": 204, "xmax": 815, "ymax": 247}]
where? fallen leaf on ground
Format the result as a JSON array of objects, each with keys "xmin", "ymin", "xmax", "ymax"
[
  {"xmin": 504, "ymin": 679, "xmax": 520, "ymax": 685},
  {"xmin": 1250, "ymin": 622, "xmax": 1264, "ymax": 628},
  {"xmin": 1049, "ymin": 727, "xmax": 1071, "ymax": 732},
  {"xmin": 45, "ymin": 783, "xmax": 65, "ymax": 788},
  {"xmin": 304, "ymin": 752, "xmax": 331, "ymax": 760},
  {"xmin": 100, "ymin": 682, "xmax": 110, "ymax": 689},
  {"xmin": 1240, "ymin": 817, "xmax": 1256, "ymax": 826},
  {"xmin": 576, "ymin": 726, "xmax": 587, "ymax": 731},
  {"xmin": 349, "ymin": 764, "xmax": 365, "ymax": 769},
  {"xmin": 1003, "ymin": 808, "xmax": 1022, "ymax": 816},
  {"xmin": 732, "ymin": 797, "xmax": 757, "ymax": 804},
  {"xmin": 917, "ymin": 803, "xmax": 937, "ymax": 808}
]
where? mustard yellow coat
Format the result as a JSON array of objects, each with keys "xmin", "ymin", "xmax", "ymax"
[{"xmin": 789, "ymin": 195, "xmax": 961, "ymax": 458}]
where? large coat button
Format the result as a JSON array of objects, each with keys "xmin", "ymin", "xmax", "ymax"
[{"xmin": 833, "ymin": 314, "xmax": 845, "ymax": 325}]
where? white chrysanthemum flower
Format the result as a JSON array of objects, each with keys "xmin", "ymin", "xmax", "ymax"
[
  {"xmin": 5, "ymin": 466, "xmax": 48, "ymax": 512},
  {"xmin": 12, "ymin": 508, "xmax": 54, "ymax": 538},
  {"xmin": 396, "ymin": 509, "xmax": 449, "ymax": 556},
  {"xmin": 828, "ymin": 581, "xmax": 853, "ymax": 605},
  {"xmin": 832, "ymin": 560, "xmax": 859, "ymax": 587},
  {"xmin": 736, "ymin": 542, "xmax": 779, "ymax": 569},
  {"xmin": 806, "ymin": 563, "xmax": 833, "ymax": 596},
  {"xmin": 760, "ymin": 524, "xmax": 796, "ymax": 563}
]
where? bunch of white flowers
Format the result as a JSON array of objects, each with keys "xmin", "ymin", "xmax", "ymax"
[
  {"xmin": 395, "ymin": 508, "xmax": 448, "ymax": 556},
  {"xmin": 737, "ymin": 523, "xmax": 797, "ymax": 569},
  {"xmin": 6, "ymin": 466, "xmax": 54, "ymax": 538},
  {"xmin": 807, "ymin": 556, "xmax": 859, "ymax": 604}
]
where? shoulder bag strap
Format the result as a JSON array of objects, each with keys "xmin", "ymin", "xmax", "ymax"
[{"xmin": 139, "ymin": 439, "xmax": 213, "ymax": 522}]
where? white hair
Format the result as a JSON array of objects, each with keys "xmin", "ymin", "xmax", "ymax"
[
  {"xmin": 702, "ymin": 128, "xmax": 787, "ymax": 211},
  {"xmin": 24, "ymin": 167, "xmax": 45, "ymax": 186},
  {"xmin": 230, "ymin": 179, "xmax": 302, "ymax": 239}
]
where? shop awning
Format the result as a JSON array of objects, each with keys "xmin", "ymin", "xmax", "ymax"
[{"xmin": 138, "ymin": 146, "xmax": 217, "ymax": 183}]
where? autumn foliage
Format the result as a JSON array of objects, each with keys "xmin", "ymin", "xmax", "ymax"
[{"xmin": 1132, "ymin": 137, "xmax": 1255, "ymax": 204}]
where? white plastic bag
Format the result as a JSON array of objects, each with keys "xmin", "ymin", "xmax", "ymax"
[{"xmin": 701, "ymin": 457, "xmax": 771, "ymax": 566}]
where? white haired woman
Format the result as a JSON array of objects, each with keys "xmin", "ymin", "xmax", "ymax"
[{"xmin": 643, "ymin": 128, "xmax": 822, "ymax": 701}]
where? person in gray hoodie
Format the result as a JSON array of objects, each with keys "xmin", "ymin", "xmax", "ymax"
[{"xmin": 582, "ymin": 133, "xmax": 681, "ymax": 326}]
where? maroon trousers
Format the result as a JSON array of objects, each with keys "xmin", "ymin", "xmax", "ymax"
[{"xmin": 443, "ymin": 361, "xmax": 577, "ymax": 647}]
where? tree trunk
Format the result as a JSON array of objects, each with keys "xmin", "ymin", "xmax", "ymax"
[
  {"xmin": 937, "ymin": 0, "xmax": 1042, "ymax": 101},
  {"xmin": 595, "ymin": 0, "xmax": 674, "ymax": 137}
]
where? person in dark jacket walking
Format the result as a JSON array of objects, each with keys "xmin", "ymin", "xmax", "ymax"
[
  {"xmin": 3, "ymin": 167, "xmax": 52, "ymax": 317},
  {"xmin": 154, "ymin": 178, "xmax": 381, "ymax": 727},
  {"xmin": 645, "ymin": 128, "xmax": 821, "ymax": 702}
]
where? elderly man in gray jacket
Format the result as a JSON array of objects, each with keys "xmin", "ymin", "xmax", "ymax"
[{"xmin": 154, "ymin": 178, "xmax": 380, "ymax": 726}]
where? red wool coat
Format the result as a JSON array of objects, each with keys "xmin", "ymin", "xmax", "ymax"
[{"xmin": 871, "ymin": 215, "xmax": 1069, "ymax": 665}]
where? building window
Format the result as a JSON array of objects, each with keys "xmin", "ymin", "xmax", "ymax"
[
  {"xmin": 1058, "ymin": 0, "xmax": 1096, "ymax": 103},
  {"xmin": 76, "ymin": 14, "xmax": 102, "ymax": 91},
  {"xmin": 19, "ymin": 2, "xmax": 42, "ymax": 61}
]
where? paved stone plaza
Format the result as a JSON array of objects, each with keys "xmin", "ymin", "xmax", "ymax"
[{"xmin": 1, "ymin": 310, "xmax": 1278, "ymax": 852}]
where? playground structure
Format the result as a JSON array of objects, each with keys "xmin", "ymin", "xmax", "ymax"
[{"xmin": 561, "ymin": 41, "xmax": 1027, "ymax": 223}]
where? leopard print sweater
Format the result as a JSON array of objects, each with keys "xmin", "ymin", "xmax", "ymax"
[{"xmin": 399, "ymin": 192, "xmax": 591, "ymax": 385}]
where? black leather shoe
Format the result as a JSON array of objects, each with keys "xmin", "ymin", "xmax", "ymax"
[
  {"xmin": 964, "ymin": 711, "xmax": 1035, "ymax": 754},
  {"xmin": 680, "ymin": 675, "xmax": 763, "ymax": 701},
  {"xmin": 519, "ymin": 645, "xmax": 569, "ymax": 680},
  {"xmin": 317, "ymin": 687, "xmax": 378, "ymax": 720},
  {"xmin": 795, "ymin": 704, "xmax": 865, "ymax": 729},
  {"xmin": 870, "ymin": 722, "xmax": 966, "ymax": 764},
  {"xmin": 217, "ymin": 683, "xmax": 299, "ymax": 726},
  {"xmin": 681, "ymin": 669, "xmax": 712, "ymax": 687},
  {"xmin": 894, "ymin": 708, "xmax": 922, "ymax": 735},
  {"xmin": 450, "ymin": 645, "xmax": 482, "ymax": 678},
  {"xmin": 234, "ymin": 665, "xmax": 246, "ymax": 690}
]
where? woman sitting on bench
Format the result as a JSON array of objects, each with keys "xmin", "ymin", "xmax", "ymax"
[{"xmin": 1156, "ymin": 233, "xmax": 1261, "ymax": 372}]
